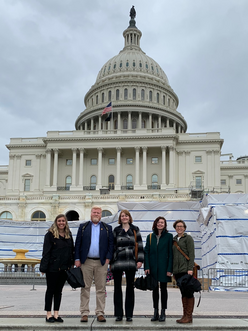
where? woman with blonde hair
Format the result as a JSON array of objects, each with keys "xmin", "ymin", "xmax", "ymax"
[
  {"xmin": 40, "ymin": 214, "xmax": 74, "ymax": 323},
  {"xmin": 111, "ymin": 209, "xmax": 144, "ymax": 322}
]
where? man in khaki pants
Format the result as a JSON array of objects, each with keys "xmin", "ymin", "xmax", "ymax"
[{"xmin": 75, "ymin": 206, "xmax": 113, "ymax": 322}]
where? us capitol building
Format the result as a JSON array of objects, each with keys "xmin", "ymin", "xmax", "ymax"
[{"xmin": 0, "ymin": 10, "xmax": 247, "ymax": 222}]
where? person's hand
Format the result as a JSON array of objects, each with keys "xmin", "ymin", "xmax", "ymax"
[
  {"xmin": 145, "ymin": 269, "xmax": 150, "ymax": 275},
  {"xmin": 105, "ymin": 259, "xmax": 110, "ymax": 265},
  {"xmin": 75, "ymin": 260, "xmax": 81, "ymax": 268},
  {"xmin": 137, "ymin": 262, "xmax": 142, "ymax": 269},
  {"xmin": 167, "ymin": 272, "xmax": 172, "ymax": 277},
  {"xmin": 188, "ymin": 270, "xmax": 193, "ymax": 275}
]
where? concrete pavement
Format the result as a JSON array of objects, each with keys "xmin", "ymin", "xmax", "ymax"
[{"xmin": 0, "ymin": 284, "xmax": 248, "ymax": 330}]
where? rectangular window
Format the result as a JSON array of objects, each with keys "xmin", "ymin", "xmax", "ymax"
[
  {"xmin": 108, "ymin": 158, "xmax": 115, "ymax": 165},
  {"xmin": 195, "ymin": 156, "xmax": 202, "ymax": 163},
  {"xmin": 236, "ymin": 179, "xmax": 242, "ymax": 185},
  {"xmin": 66, "ymin": 159, "xmax": 72, "ymax": 166},
  {"xmin": 25, "ymin": 160, "xmax": 31, "ymax": 166},
  {"xmin": 221, "ymin": 179, "xmax": 226, "ymax": 186},
  {"xmin": 91, "ymin": 158, "xmax": 97, "ymax": 165},
  {"xmin": 24, "ymin": 179, "xmax": 30, "ymax": 192},
  {"xmin": 195, "ymin": 176, "xmax": 202, "ymax": 189},
  {"xmin": 126, "ymin": 158, "xmax": 133, "ymax": 165},
  {"xmin": 151, "ymin": 157, "xmax": 158, "ymax": 164}
]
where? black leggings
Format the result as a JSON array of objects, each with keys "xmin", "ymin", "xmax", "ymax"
[
  {"xmin": 45, "ymin": 270, "xmax": 67, "ymax": 311},
  {"xmin": 152, "ymin": 282, "xmax": 168, "ymax": 309},
  {"xmin": 113, "ymin": 270, "xmax": 136, "ymax": 318}
]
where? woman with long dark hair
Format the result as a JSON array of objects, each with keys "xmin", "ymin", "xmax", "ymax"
[
  {"xmin": 144, "ymin": 216, "xmax": 173, "ymax": 322},
  {"xmin": 40, "ymin": 214, "xmax": 74, "ymax": 323}
]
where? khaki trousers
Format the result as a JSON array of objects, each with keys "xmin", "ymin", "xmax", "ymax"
[{"xmin": 80, "ymin": 258, "xmax": 108, "ymax": 316}]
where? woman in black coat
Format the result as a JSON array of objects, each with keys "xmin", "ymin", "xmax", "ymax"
[
  {"xmin": 144, "ymin": 217, "xmax": 173, "ymax": 322},
  {"xmin": 111, "ymin": 209, "xmax": 144, "ymax": 322},
  {"xmin": 40, "ymin": 214, "xmax": 74, "ymax": 323}
]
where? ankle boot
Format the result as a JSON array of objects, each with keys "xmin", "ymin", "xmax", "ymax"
[
  {"xmin": 159, "ymin": 309, "xmax": 166, "ymax": 322},
  {"xmin": 176, "ymin": 297, "xmax": 187, "ymax": 323},
  {"xmin": 151, "ymin": 308, "xmax": 159, "ymax": 321}
]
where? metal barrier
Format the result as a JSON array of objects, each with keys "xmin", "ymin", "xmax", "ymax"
[
  {"xmin": 207, "ymin": 268, "xmax": 248, "ymax": 291},
  {"xmin": 0, "ymin": 266, "xmax": 46, "ymax": 288}
]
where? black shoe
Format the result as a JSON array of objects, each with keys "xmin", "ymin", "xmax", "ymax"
[
  {"xmin": 115, "ymin": 316, "xmax": 123, "ymax": 321},
  {"xmin": 54, "ymin": 316, "xmax": 64, "ymax": 322},
  {"xmin": 151, "ymin": 308, "xmax": 159, "ymax": 321},
  {"xmin": 159, "ymin": 309, "xmax": 166, "ymax": 322},
  {"xmin": 46, "ymin": 317, "xmax": 55, "ymax": 323},
  {"xmin": 126, "ymin": 317, "xmax": 132, "ymax": 322}
]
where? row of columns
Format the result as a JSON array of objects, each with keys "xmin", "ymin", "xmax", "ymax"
[
  {"xmin": 44, "ymin": 146, "xmax": 176, "ymax": 190},
  {"xmin": 79, "ymin": 112, "xmax": 184, "ymax": 134}
]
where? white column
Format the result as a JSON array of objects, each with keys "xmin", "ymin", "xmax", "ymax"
[
  {"xmin": 118, "ymin": 112, "xmax": 121, "ymax": 131},
  {"xmin": 139, "ymin": 112, "xmax": 142, "ymax": 129},
  {"xmin": 14, "ymin": 155, "xmax": 21, "ymax": 191},
  {"xmin": 134, "ymin": 147, "xmax": 140, "ymax": 189},
  {"xmin": 141, "ymin": 146, "xmax": 147, "ymax": 189},
  {"xmin": 185, "ymin": 151, "xmax": 190, "ymax": 187},
  {"xmin": 178, "ymin": 151, "xmax": 184, "ymax": 188},
  {"xmin": 52, "ymin": 149, "xmax": 59, "ymax": 187},
  {"xmin": 45, "ymin": 149, "xmax": 52, "ymax": 187},
  {"xmin": 166, "ymin": 118, "xmax": 169, "ymax": 128},
  {"xmin": 98, "ymin": 115, "xmax": 102, "ymax": 132},
  {"xmin": 214, "ymin": 150, "xmax": 220, "ymax": 189},
  {"xmin": 206, "ymin": 150, "xmax": 212, "ymax": 189},
  {"xmin": 71, "ymin": 148, "xmax": 77, "ymax": 188},
  {"xmin": 115, "ymin": 147, "xmax": 121, "ymax": 190},
  {"xmin": 161, "ymin": 146, "xmax": 166, "ymax": 189},
  {"xmin": 128, "ymin": 111, "xmax": 131, "ymax": 130},
  {"xmin": 168, "ymin": 146, "xmax": 175, "ymax": 187},
  {"xmin": 158, "ymin": 115, "xmax": 161, "ymax": 129},
  {"xmin": 78, "ymin": 148, "xmax": 84, "ymax": 188},
  {"xmin": 91, "ymin": 118, "xmax": 94, "ymax": 131},
  {"xmin": 149, "ymin": 114, "xmax": 152, "ymax": 129},
  {"xmin": 96, "ymin": 147, "xmax": 103, "ymax": 189},
  {"xmin": 245, "ymin": 175, "xmax": 248, "ymax": 194},
  {"xmin": 35, "ymin": 154, "xmax": 41, "ymax": 191},
  {"xmin": 7, "ymin": 155, "xmax": 15, "ymax": 192}
]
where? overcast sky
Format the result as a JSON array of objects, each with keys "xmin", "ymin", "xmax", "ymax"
[{"xmin": 0, "ymin": 0, "xmax": 247, "ymax": 164}]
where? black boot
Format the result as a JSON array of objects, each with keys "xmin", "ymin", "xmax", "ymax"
[
  {"xmin": 159, "ymin": 309, "xmax": 166, "ymax": 322},
  {"xmin": 151, "ymin": 308, "xmax": 159, "ymax": 321}
]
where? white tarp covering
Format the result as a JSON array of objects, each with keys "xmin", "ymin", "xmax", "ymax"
[{"xmin": 198, "ymin": 194, "xmax": 248, "ymax": 291}]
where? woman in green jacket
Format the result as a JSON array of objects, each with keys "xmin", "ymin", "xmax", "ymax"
[
  {"xmin": 172, "ymin": 219, "xmax": 195, "ymax": 324},
  {"xmin": 144, "ymin": 217, "xmax": 173, "ymax": 322}
]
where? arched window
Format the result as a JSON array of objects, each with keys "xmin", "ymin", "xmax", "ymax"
[
  {"xmin": 116, "ymin": 89, "xmax": 119, "ymax": 100},
  {"xmin": 141, "ymin": 89, "xmax": 145, "ymax": 100},
  {"xmin": 96, "ymin": 95, "xmax": 98, "ymax": 104},
  {"xmin": 157, "ymin": 93, "xmax": 159, "ymax": 103},
  {"xmin": 126, "ymin": 175, "xmax": 133, "ymax": 189},
  {"xmin": 149, "ymin": 91, "xmax": 152, "ymax": 101},
  {"xmin": 152, "ymin": 174, "xmax": 158, "ymax": 189},
  {"xmin": 102, "ymin": 210, "xmax": 112, "ymax": 217},
  {"xmin": 65, "ymin": 176, "xmax": 72, "ymax": 190},
  {"xmin": 102, "ymin": 92, "xmax": 104, "ymax": 103},
  {"xmin": 123, "ymin": 118, "xmax": 128, "ymax": 130},
  {"xmin": 108, "ymin": 175, "xmax": 115, "ymax": 190},
  {"xmin": 124, "ymin": 88, "xmax": 128, "ymax": 100},
  {"xmin": 133, "ymin": 88, "xmax": 136, "ymax": 100},
  {"xmin": 90, "ymin": 175, "xmax": 97, "ymax": 189},
  {"xmin": 0, "ymin": 211, "xmax": 12, "ymax": 220},
  {"xmin": 142, "ymin": 119, "xmax": 146, "ymax": 128},
  {"xmin": 108, "ymin": 90, "xmax": 111, "ymax": 101},
  {"xmin": 132, "ymin": 118, "xmax": 137, "ymax": 129},
  {"xmin": 31, "ymin": 211, "xmax": 46, "ymax": 221}
]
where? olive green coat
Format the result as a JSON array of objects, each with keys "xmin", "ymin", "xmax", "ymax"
[
  {"xmin": 172, "ymin": 233, "xmax": 195, "ymax": 275},
  {"xmin": 144, "ymin": 230, "xmax": 173, "ymax": 283}
]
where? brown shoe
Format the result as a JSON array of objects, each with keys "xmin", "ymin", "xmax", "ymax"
[
  {"xmin": 80, "ymin": 315, "xmax": 88, "ymax": 322},
  {"xmin": 97, "ymin": 315, "xmax": 106, "ymax": 322}
]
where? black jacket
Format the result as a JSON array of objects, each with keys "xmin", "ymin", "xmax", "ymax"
[{"xmin": 40, "ymin": 231, "xmax": 74, "ymax": 273}]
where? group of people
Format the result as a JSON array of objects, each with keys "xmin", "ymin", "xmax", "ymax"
[{"xmin": 40, "ymin": 206, "xmax": 195, "ymax": 324}]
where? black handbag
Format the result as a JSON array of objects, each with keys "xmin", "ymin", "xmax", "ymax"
[
  {"xmin": 134, "ymin": 274, "xmax": 157, "ymax": 291},
  {"xmin": 66, "ymin": 267, "xmax": 85, "ymax": 289}
]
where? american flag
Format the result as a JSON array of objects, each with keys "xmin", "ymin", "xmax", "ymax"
[{"xmin": 101, "ymin": 102, "xmax": 112, "ymax": 116}]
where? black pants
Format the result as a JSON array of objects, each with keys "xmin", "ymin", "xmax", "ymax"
[
  {"xmin": 152, "ymin": 282, "xmax": 168, "ymax": 309},
  {"xmin": 45, "ymin": 270, "xmax": 67, "ymax": 311},
  {"xmin": 113, "ymin": 270, "xmax": 136, "ymax": 318},
  {"xmin": 175, "ymin": 272, "xmax": 194, "ymax": 298}
]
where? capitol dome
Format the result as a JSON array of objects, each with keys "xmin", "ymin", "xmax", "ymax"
[{"xmin": 75, "ymin": 14, "xmax": 187, "ymax": 133}]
